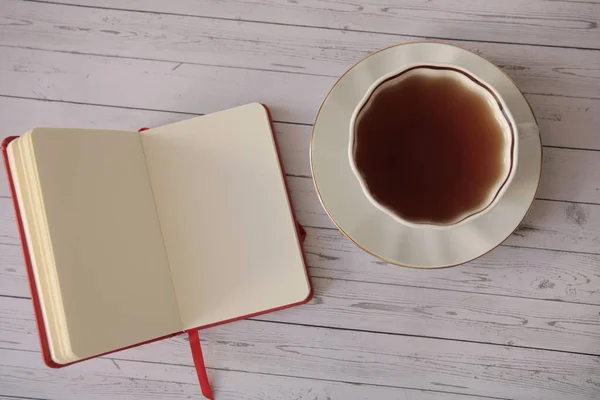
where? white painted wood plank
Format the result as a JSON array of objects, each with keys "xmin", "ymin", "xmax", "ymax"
[
  {"xmin": 1, "ymin": 168, "xmax": 598, "ymax": 256},
  {"xmin": 1, "ymin": 101, "xmax": 600, "ymax": 299},
  {"xmin": 2, "ymin": 1, "xmax": 599, "ymax": 100},
  {"xmin": 239, "ymin": 121, "xmax": 600, "ymax": 206},
  {"xmin": 28, "ymin": 0, "xmax": 600, "ymax": 49},
  {"xmin": 258, "ymin": 277, "xmax": 600, "ymax": 354},
  {"xmin": 2, "ymin": 201, "xmax": 600, "ymax": 302},
  {"xmin": 303, "ymin": 229, "xmax": 600, "ymax": 304},
  {"xmin": 530, "ymin": 94, "xmax": 600, "ymax": 150},
  {"xmin": 0, "ymin": 349, "xmax": 498, "ymax": 400},
  {"xmin": 1, "ymin": 82, "xmax": 600, "ymax": 207},
  {"xmin": 0, "ymin": 398, "xmax": 42, "ymax": 400},
  {"xmin": 1, "ymin": 5, "xmax": 598, "ymax": 202},
  {"xmin": 4, "ymin": 227, "xmax": 600, "ymax": 306},
  {"xmin": 235, "ymin": 117, "xmax": 600, "ymax": 204},
  {"xmin": 0, "ymin": 245, "xmax": 26, "ymax": 297},
  {"xmin": 2, "ymin": 303, "xmax": 600, "ymax": 400},
  {"xmin": 2, "ymin": 94, "xmax": 599, "ymax": 178},
  {"xmin": 507, "ymin": 200, "xmax": 600, "ymax": 251},
  {"xmin": 0, "ymin": 99, "xmax": 599, "ymax": 290},
  {"xmin": 4, "ymin": 257, "xmax": 600, "ymax": 356},
  {"xmin": 285, "ymin": 174, "xmax": 600, "ymax": 254},
  {"xmin": 4, "ymin": 96, "xmax": 600, "ymax": 213},
  {"xmin": 0, "ymin": 46, "xmax": 329, "ymax": 125},
  {"xmin": 540, "ymin": 148, "xmax": 600, "ymax": 204},
  {"xmin": 0, "ymin": 348, "xmax": 203, "ymax": 400},
  {"xmin": 0, "ymin": 2, "xmax": 598, "ymax": 400},
  {"xmin": 107, "ymin": 322, "xmax": 600, "ymax": 400},
  {"xmin": 4, "ymin": 198, "xmax": 600, "ymax": 305}
]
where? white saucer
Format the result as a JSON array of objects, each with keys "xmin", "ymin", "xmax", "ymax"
[{"xmin": 310, "ymin": 42, "xmax": 542, "ymax": 269}]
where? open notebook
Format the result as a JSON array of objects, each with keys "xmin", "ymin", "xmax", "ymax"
[{"xmin": 3, "ymin": 103, "xmax": 312, "ymax": 369}]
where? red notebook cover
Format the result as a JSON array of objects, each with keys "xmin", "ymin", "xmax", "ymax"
[{"xmin": 2, "ymin": 104, "xmax": 313, "ymax": 399}]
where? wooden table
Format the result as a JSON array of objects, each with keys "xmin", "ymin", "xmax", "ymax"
[{"xmin": 1, "ymin": 1, "xmax": 599, "ymax": 399}]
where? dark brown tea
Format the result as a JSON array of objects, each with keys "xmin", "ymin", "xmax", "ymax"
[{"xmin": 353, "ymin": 67, "xmax": 511, "ymax": 225}]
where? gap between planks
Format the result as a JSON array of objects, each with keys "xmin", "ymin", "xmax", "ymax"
[
  {"xmin": 0, "ymin": 95, "xmax": 599, "ymax": 208},
  {"xmin": 0, "ymin": 44, "xmax": 598, "ymax": 102},
  {"xmin": 2, "ymin": 2, "xmax": 600, "ymax": 100},
  {"xmin": 0, "ymin": 347, "xmax": 513, "ymax": 400},
  {"xmin": 4, "ymin": 290, "xmax": 600, "ymax": 359},
  {"xmin": 3, "ymin": 314, "xmax": 600, "ymax": 399},
  {"xmin": 17, "ymin": 0, "xmax": 600, "ymax": 52},
  {"xmin": 4, "ymin": 268, "xmax": 600, "ymax": 356}
]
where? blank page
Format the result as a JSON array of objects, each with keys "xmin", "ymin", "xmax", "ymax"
[
  {"xmin": 141, "ymin": 103, "xmax": 310, "ymax": 329},
  {"xmin": 23, "ymin": 128, "xmax": 182, "ymax": 361}
]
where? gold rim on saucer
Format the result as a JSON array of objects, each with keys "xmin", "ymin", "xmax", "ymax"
[{"xmin": 310, "ymin": 42, "xmax": 542, "ymax": 269}]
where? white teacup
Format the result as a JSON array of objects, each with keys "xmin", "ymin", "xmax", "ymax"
[{"xmin": 348, "ymin": 64, "xmax": 518, "ymax": 229}]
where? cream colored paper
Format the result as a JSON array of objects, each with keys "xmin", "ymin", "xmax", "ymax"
[
  {"xmin": 7, "ymin": 104, "xmax": 310, "ymax": 363},
  {"xmin": 141, "ymin": 103, "xmax": 311, "ymax": 329},
  {"xmin": 7, "ymin": 128, "xmax": 182, "ymax": 363}
]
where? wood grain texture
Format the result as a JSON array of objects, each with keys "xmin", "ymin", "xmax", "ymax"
[
  {"xmin": 530, "ymin": 94, "xmax": 600, "ymax": 150},
  {"xmin": 4, "ymin": 262, "xmax": 600, "ymax": 355},
  {"xmin": 3, "ymin": 198, "xmax": 600, "ymax": 299},
  {"xmin": 1, "ymin": 347, "xmax": 201, "ymax": 400},
  {"xmin": 28, "ymin": 0, "xmax": 600, "ymax": 49},
  {"xmin": 0, "ymin": 349, "xmax": 508, "ymax": 400},
  {"xmin": 1, "ymin": 96, "xmax": 600, "ymax": 208},
  {"xmin": 3, "ymin": 210, "xmax": 600, "ymax": 304},
  {"xmin": 291, "ymin": 178, "xmax": 600, "ymax": 253},
  {"xmin": 1, "ymin": 0, "xmax": 600, "ymax": 399},
  {"xmin": 0, "ymin": 52, "xmax": 600, "ymax": 205},
  {"xmin": 304, "ymin": 229, "xmax": 600, "ymax": 303},
  {"xmin": 1, "ymin": 143, "xmax": 600, "ymax": 253},
  {"xmin": 1, "ymin": 90, "xmax": 598, "ymax": 159},
  {"xmin": 0, "ymin": 8, "xmax": 599, "ymax": 157},
  {"xmin": 0, "ymin": 97, "xmax": 599, "ymax": 305},
  {"xmin": 259, "ymin": 277, "xmax": 600, "ymax": 354},
  {"xmin": 2, "ymin": 232, "xmax": 599, "ymax": 306},
  {"xmin": 2, "ymin": 1, "xmax": 600, "ymax": 99},
  {"xmin": 2, "ymin": 300, "xmax": 600, "ymax": 400}
]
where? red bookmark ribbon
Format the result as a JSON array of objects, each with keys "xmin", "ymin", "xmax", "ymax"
[
  {"xmin": 188, "ymin": 329, "xmax": 213, "ymax": 399},
  {"xmin": 140, "ymin": 124, "xmax": 309, "ymax": 400}
]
